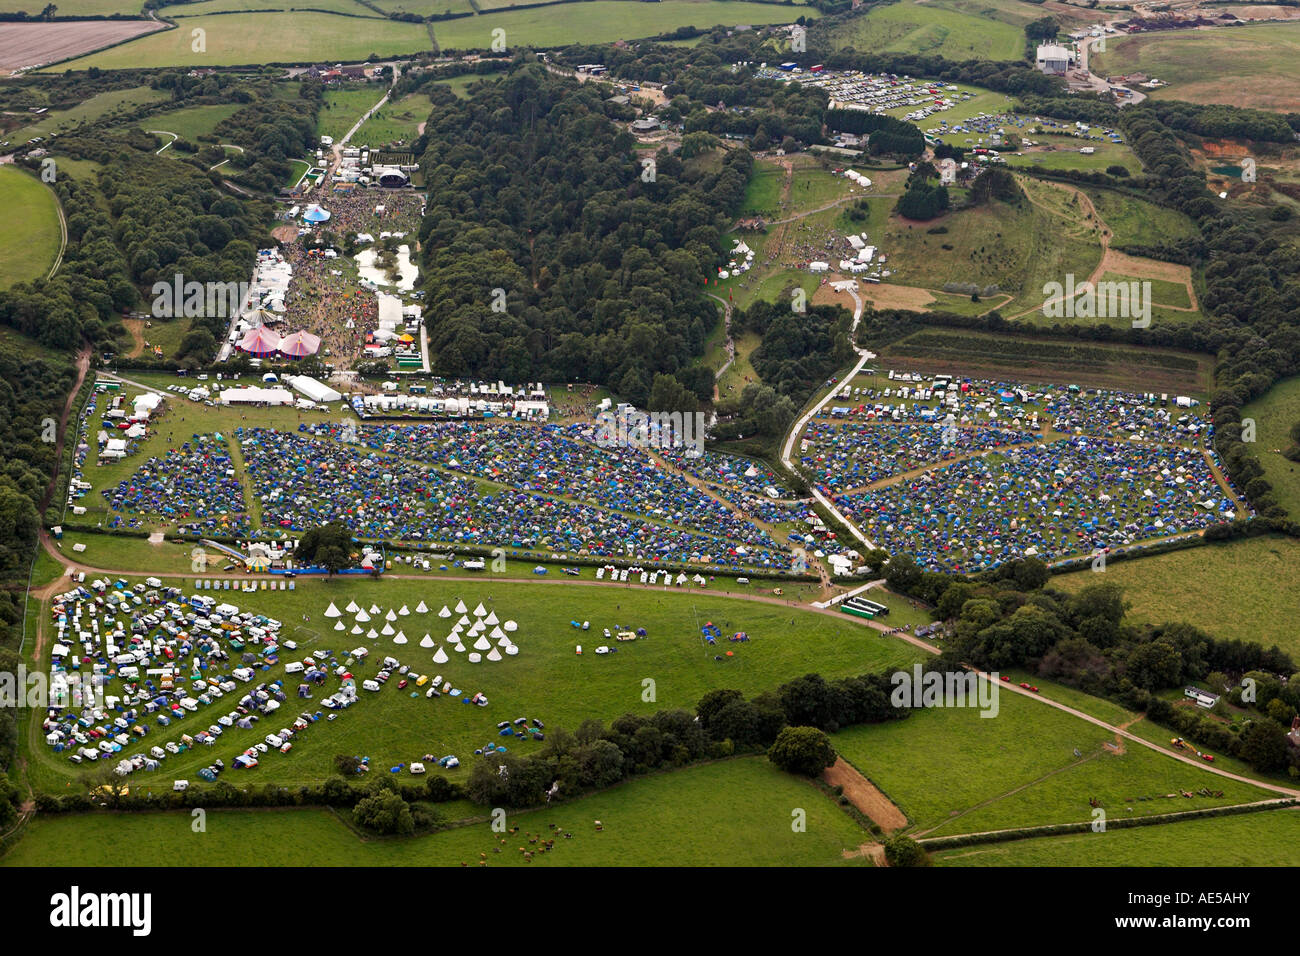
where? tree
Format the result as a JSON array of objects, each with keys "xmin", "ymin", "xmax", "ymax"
[
  {"xmin": 296, "ymin": 521, "xmax": 354, "ymax": 574},
  {"xmin": 353, "ymin": 790, "xmax": 414, "ymax": 834},
  {"xmin": 883, "ymin": 834, "xmax": 929, "ymax": 867},
  {"xmin": 767, "ymin": 726, "xmax": 836, "ymax": 776},
  {"xmin": 1238, "ymin": 719, "xmax": 1290, "ymax": 773}
]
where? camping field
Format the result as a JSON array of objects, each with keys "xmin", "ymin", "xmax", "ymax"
[
  {"xmin": 353, "ymin": 92, "xmax": 434, "ymax": 148},
  {"xmin": 1, "ymin": 757, "xmax": 873, "ymax": 866},
  {"xmin": 1090, "ymin": 22, "xmax": 1300, "ymax": 114},
  {"xmin": 932, "ymin": 805, "xmax": 1300, "ymax": 866},
  {"xmin": 1051, "ymin": 536, "xmax": 1300, "ymax": 660},
  {"xmin": 0, "ymin": 166, "xmax": 61, "ymax": 288},
  {"xmin": 20, "ymin": 572, "xmax": 927, "ymax": 793},
  {"xmin": 830, "ymin": 687, "xmax": 1271, "ymax": 838}
]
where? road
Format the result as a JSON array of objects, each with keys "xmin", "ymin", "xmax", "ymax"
[
  {"xmin": 704, "ymin": 292, "xmax": 734, "ymax": 385},
  {"xmin": 778, "ymin": 284, "xmax": 878, "ymax": 551}
]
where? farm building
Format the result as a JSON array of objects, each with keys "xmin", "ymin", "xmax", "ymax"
[{"xmin": 1036, "ymin": 44, "xmax": 1075, "ymax": 75}]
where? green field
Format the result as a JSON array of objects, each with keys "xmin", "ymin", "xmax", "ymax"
[
  {"xmin": 1091, "ymin": 21, "xmax": 1300, "ymax": 114},
  {"xmin": 58, "ymin": 13, "xmax": 433, "ymax": 69},
  {"xmin": 0, "ymin": 0, "xmax": 138, "ymax": 12},
  {"xmin": 6, "ymin": 86, "xmax": 169, "ymax": 143},
  {"xmin": 1007, "ymin": 138, "xmax": 1141, "ymax": 175},
  {"xmin": 933, "ymin": 806, "xmax": 1300, "ymax": 866},
  {"xmin": 1083, "ymin": 188, "xmax": 1202, "ymax": 248},
  {"xmin": 0, "ymin": 166, "xmax": 60, "ymax": 288},
  {"xmin": 2, "ymin": 757, "xmax": 871, "ymax": 866},
  {"xmin": 318, "ymin": 86, "xmax": 389, "ymax": 142},
  {"xmin": 831, "ymin": 686, "xmax": 1270, "ymax": 837},
  {"xmin": 21, "ymin": 572, "xmax": 924, "ymax": 792},
  {"xmin": 1243, "ymin": 374, "xmax": 1300, "ymax": 518},
  {"xmin": 1052, "ymin": 536, "xmax": 1300, "ymax": 660},
  {"xmin": 354, "ymin": 92, "xmax": 434, "ymax": 147},
  {"xmin": 373, "ymin": 0, "xmax": 475, "ymax": 13},
  {"xmin": 157, "ymin": 0, "xmax": 377, "ymax": 12},
  {"xmin": 433, "ymin": 1, "xmax": 808, "ymax": 50},
  {"xmin": 1097, "ymin": 272, "xmax": 1192, "ymax": 310},
  {"xmin": 143, "ymin": 102, "xmax": 244, "ymax": 142},
  {"xmin": 828, "ymin": 0, "xmax": 1027, "ymax": 62}
]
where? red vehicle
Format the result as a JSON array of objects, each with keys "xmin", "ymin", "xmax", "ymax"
[
  {"xmin": 1019, "ymin": 682, "xmax": 1031, "ymax": 689},
  {"xmin": 1000, "ymin": 675, "xmax": 1010, "ymax": 682},
  {"xmin": 1201, "ymin": 753, "xmax": 1215, "ymax": 763},
  {"xmin": 397, "ymin": 679, "xmax": 408, "ymax": 689}
]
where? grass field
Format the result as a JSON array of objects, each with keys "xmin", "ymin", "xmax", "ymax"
[
  {"xmin": 831, "ymin": 685, "xmax": 1271, "ymax": 837},
  {"xmin": 157, "ymin": 0, "xmax": 378, "ymax": 13},
  {"xmin": 432, "ymin": 1, "xmax": 807, "ymax": 50},
  {"xmin": 0, "ymin": 166, "xmax": 60, "ymax": 288},
  {"xmin": 373, "ymin": 0, "xmax": 475, "ymax": 14},
  {"xmin": 0, "ymin": 0, "xmax": 139, "ymax": 13},
  {"xmin": 1052, "ymin": 536, "xmax": 1300, "ymax": 660},
  {"xmin": 827, "ymin": 0, "xmax": 1027, "ymax": 61},
  {"xmin": 1007, "ymin": 138, "xmax": 1141, "ymax": 175},
  {"xmin": 1097, "ymin": 272, "xmax": 1192, "ymax": 310},
  {"xmin": 1082, "ymin": 187, "xmax": 1201, "ymax": 248},
  {"xmin": 21, "ymin": 571, "xmax": 925, "ymax": 792},
  {"xmin": 6, "ymin": 86, "xmax": 168, "ymax": 143},
  {"xmin": 933, "ymin": 805, "xmax": 1300, "ymax": 866},
  {"xmin": 354, "ymin": 92, "xmax": 433, "ymax": 147},
  {"xmin": 143, "ymin": 102, "xmax": 244, "ymax": 141},
  {"xmin": 2, "ymin": 757, "xmax": 872, "ymax": 866},
  {"xmin": 1091, "ymin": 21, "xmax": 1300, "ymax": 114},
  {"xmin": 1242, "ymin": 374, "xmax": 1300, "ymax": 517},
  {"xmin": 318, "ymin": 86, "xmax": 388, "ymax": 142},
  {"xmin": 58, "ymin": 13, "xmax": 433, "ymax": 69}
]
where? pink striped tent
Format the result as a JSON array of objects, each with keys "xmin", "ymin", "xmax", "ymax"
[
  {"xmin": 279, "ymin": 330, "xmax": 321, "ymax": 358},
  {"xmin": 238, "ymin": 326, "xmax": 281, "ymax": 357}
]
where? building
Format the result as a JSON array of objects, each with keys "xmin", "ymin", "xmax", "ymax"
[
  {"xmin": 937, "ymin": 158, "xmax": 958, "ymax": 185},
  {"xmin": 1036, "ymin": 43, "xmax": 1075, "ymax": 75}
]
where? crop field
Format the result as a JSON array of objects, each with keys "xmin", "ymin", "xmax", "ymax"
[
  {"xmin": 1051, "ymin": 536, "xmax": 1300, "ymax": 660},
  {"xmin": 56, "ymin": 13, "xmax": 433, "ymax": 69},
  {"xmin": 827, "ymin": 0, "xmax": 1027, "ymax": 62},
  {"xmin": 2, "ymin": 757, "xmax": 872, "ymax": 866},
  {"xmin": 157, "ymin": 0, "xmax": 379, "ymax": 13},
  {"xmin": 21, "ymin": 571, "xmax": 925, "ymax": 793},
  {"xmin": 0, "ymin": 19, "xmax": 166, "ymax": 73},
  {"xmin": 1091, "ymin": 22, "xmax": 1300, "ymax": 114},
  {"xmin": 1242, "ymin": 374, "xmax": 1300, "ymax": 518},
  {"xmin": 933, "ymin": 806, "xmax": 1300, "ymax": 866},
  {"xmin": 0, "ymin": 166, "xmax": 60, "ymax": 288},
  {"xmin": 0, "ymin": 0, "xmax": 141, "ymax": 11},
  {"xmin": 831, "ymin": 686, "xmax": 1271, "ymax": 838}
]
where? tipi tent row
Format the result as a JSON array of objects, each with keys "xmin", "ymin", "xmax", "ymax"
[{"xmin": 321, "ymin": 597, "xmax": 518, "ymax": 663}]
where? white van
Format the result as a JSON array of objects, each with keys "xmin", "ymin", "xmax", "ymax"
[{"xmin": 362, "ymin": 680, "xmax": 381, "ymax": 692}]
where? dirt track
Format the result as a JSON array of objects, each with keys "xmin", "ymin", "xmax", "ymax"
[{"xmin": 824, "ymin": 757, "xmax": 908, "ymax": 832}]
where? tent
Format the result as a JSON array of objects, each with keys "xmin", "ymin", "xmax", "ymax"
[
  {"xmin": 279, "ymin": 331, "xmax": 322, "ymax": 359},
  {"xmin": 238, "ymin": 326, "xmax": 281, "ymax": 357},
  {"xmin": 324, "ymin": 603, "xmax": 341, "ymax": 618},
  {"xmin": 303, "ymin": 204, "xmax": 331, "ymax": 223}
]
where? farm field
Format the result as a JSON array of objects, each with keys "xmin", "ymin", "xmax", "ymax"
[
  {"xmin": 21, "ymin": 572, "xmax": 926, "ymax": 793},
  {"xmin": 0, "ymin": 20, "xmax": 165, "ymax": 74},
  {"xmin": 1242, "ymin": 375, "xmax": 1300, "ymax": 518},
  {"xmin": 831, "ymin": 686, "xmax": 1271, "ymax": 838},
  {"xmin": 374, "ymin": 0, "xmax": 476, "ymax": 13},
  {"xmin": 932, "ymin": 806, "xmax": 1300, "ymax": 866},
  {"xmin": 431, "ymin": 1, "xmax": 809, "ymax": 51},
  {"xmin": 1051, "ymin": 536, "xmax": 1300, "ymax": 660},
  {"xmin": 0, "ymin": 0, "xmax": 139, "ymax": 11},
  {"xmin": 826, "ymin": 0, "xmax": 1027, "ymax": 61},
  {"xmin": 1091, "ymin": 22, "xmax": 1300, "ymax": 114},
  {"xmin": 2, "ymin": 757, "xmax": 872, "ymax": 866},
  {"xmin": 157, "ymin": 0, "xmax": 377, "ymax": 12},
  {"xmin": 0, "ymin": 166, "xmax": 60, "ymax": 288},
  {"xmin": 56, "ymin": 13, "xmax": 433, "ymax": 69}
]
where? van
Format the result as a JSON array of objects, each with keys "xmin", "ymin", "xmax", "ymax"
[
  {"xmin": 284, "ymin": 662, "xmax": 304, "ymax": 674},
  {"xmin": 362, "ymin": 680, "xmax": 381, "ymax": 692}
]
